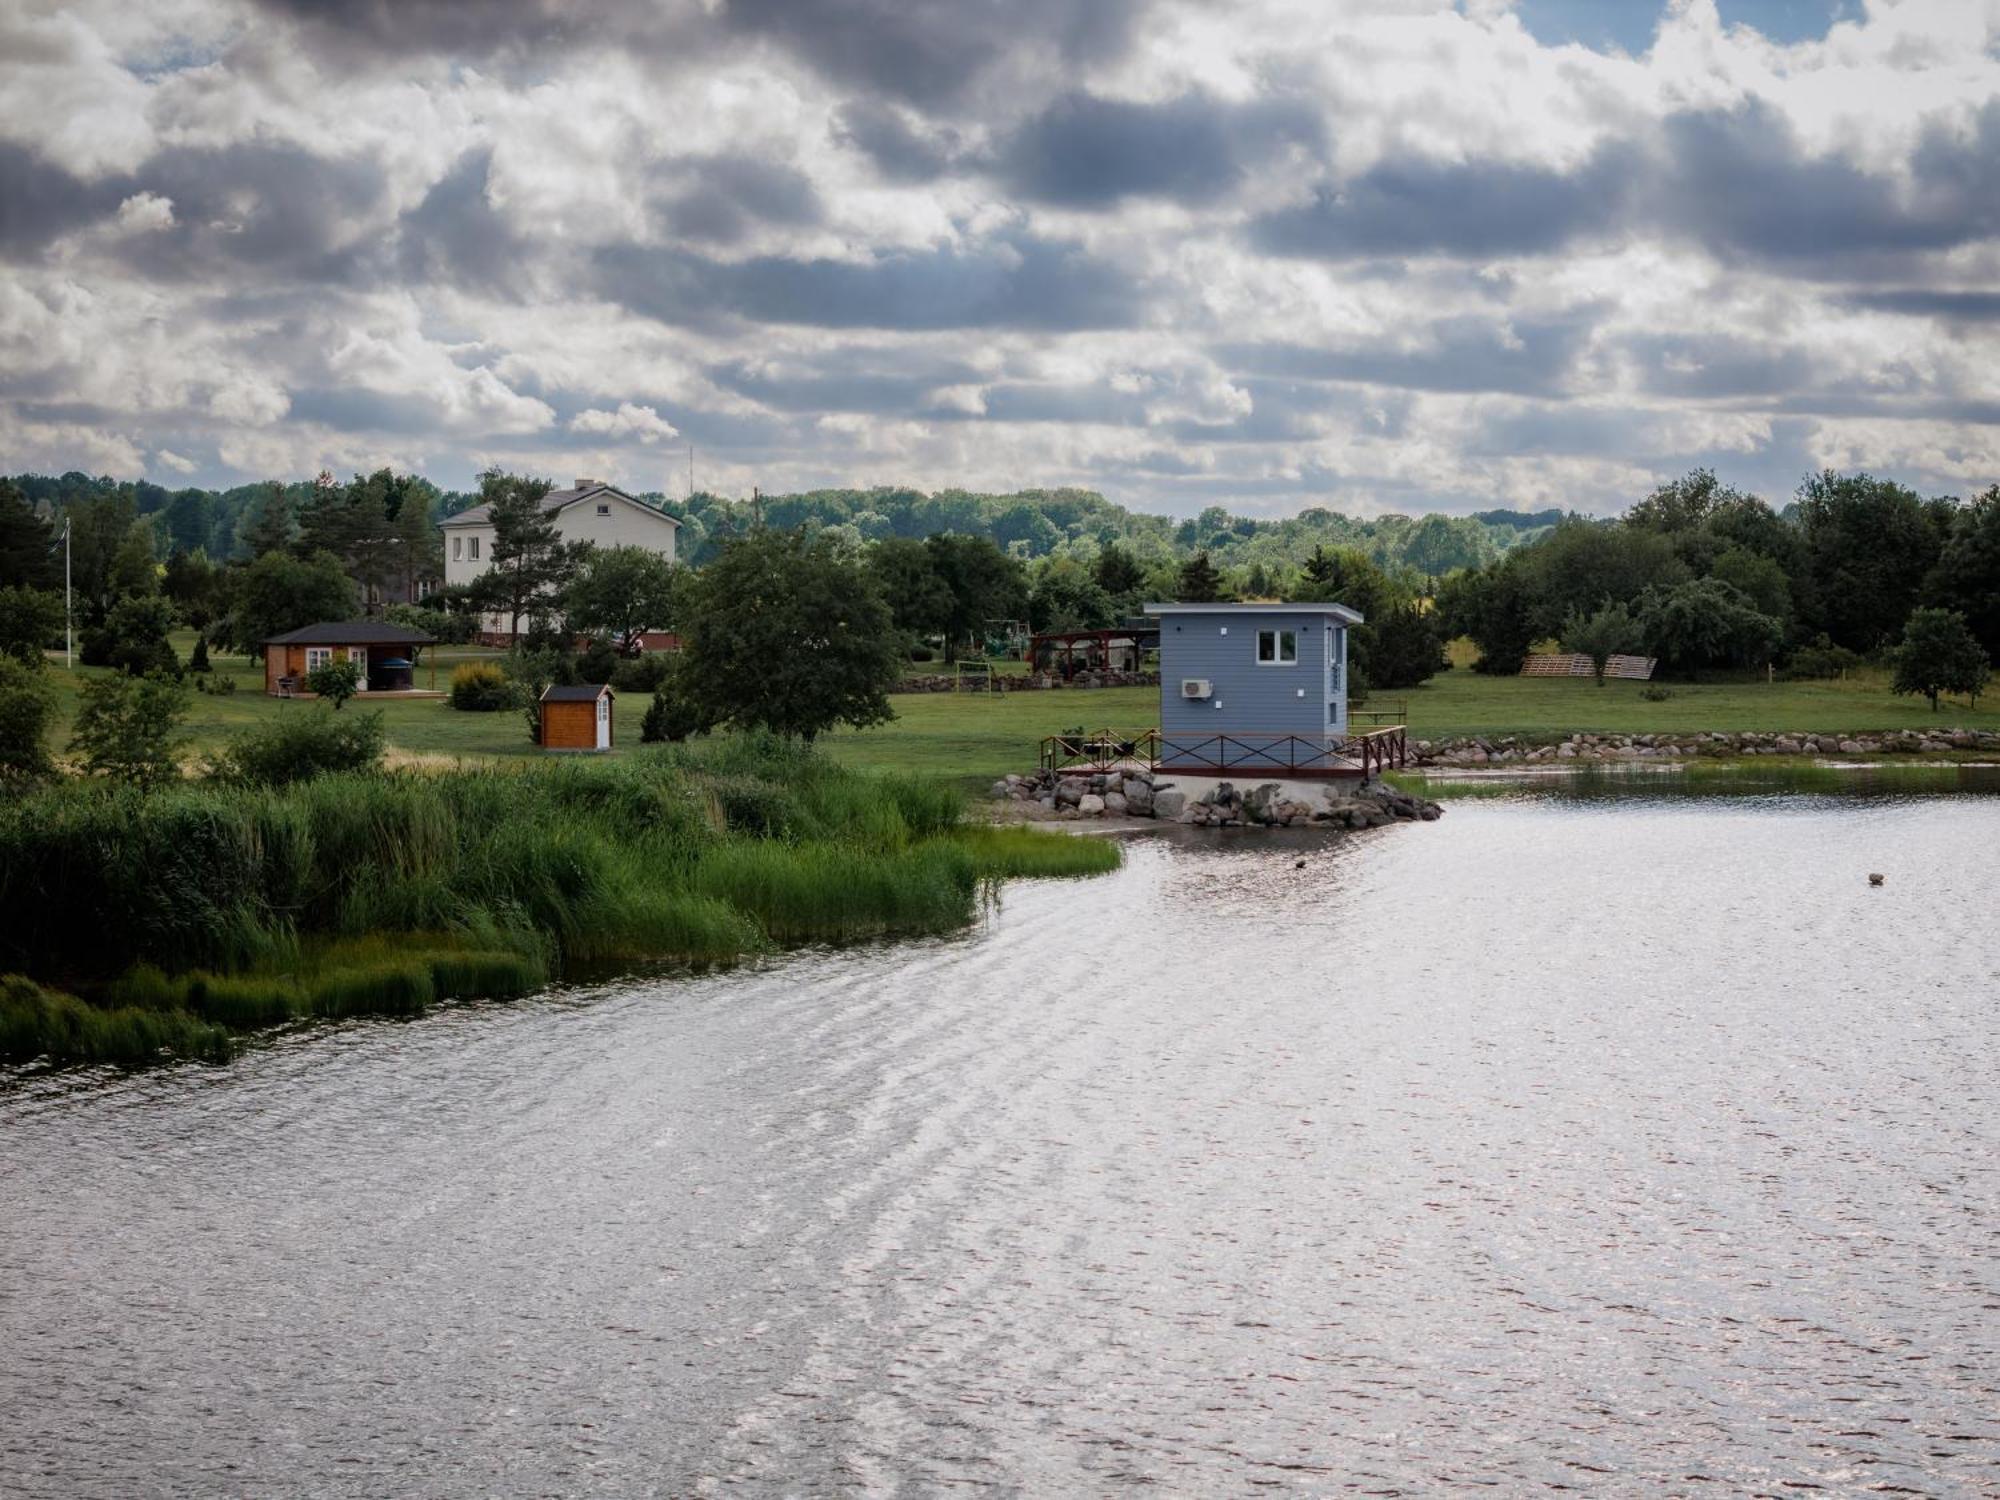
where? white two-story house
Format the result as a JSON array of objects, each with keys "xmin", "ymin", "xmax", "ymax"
[{"xmin": 441, "ymin": 478, "xmax": 681, "ymax": 642}]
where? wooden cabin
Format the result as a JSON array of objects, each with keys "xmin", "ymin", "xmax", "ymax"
[
  {"xmin": 264, "ymin": 621, "xmax": 437, "ymax": 696},
  {"xmin": 539, "ymin": 683, "xmax": 614, "ymax": 751}
]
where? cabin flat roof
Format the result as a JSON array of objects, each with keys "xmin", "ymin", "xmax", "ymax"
[{"xmin": 1144, "ymin": 602, "xmax": 1364, "ymax": 625}]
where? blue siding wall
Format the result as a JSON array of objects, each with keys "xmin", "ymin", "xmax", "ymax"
[{"xmin": 1156, "ymin": 610, "xmax": 1347, "ymax": 751}]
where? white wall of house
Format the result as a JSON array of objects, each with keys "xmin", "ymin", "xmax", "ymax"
[{"xmin": 443, "ymin": 482, "xmax": 679, "ymax": 637}]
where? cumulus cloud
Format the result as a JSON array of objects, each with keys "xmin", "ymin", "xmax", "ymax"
[
  {"xmin": 570, "ymin": 403, "xmax": 681, "ymax": 443},
  {"xmin": 0, "ymin": 0, "xmax": 1997, "ymax": 515}
]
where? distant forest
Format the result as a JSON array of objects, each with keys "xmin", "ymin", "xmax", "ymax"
[{"xmin": 2, "ymin": 470, "xmax": 1557, "ymax": 580}]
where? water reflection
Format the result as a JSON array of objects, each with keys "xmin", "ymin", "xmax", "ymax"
[{"xmin": 3, "ymin": 785, "xmax": 1997, "ymax": 1495}]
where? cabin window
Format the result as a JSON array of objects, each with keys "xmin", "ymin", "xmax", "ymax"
[
  {"xmin": 452, "ymin": 536, "xmax": 462, "ymax": 561},
  {"xmin": 1256, "ymin": 629, "xmax": 1297, "ymax": 665},
  {"xmin": 304, "ymin": 647, "xmax": 332, "ymax": 672},
  {"xmin": 468, "ymin": 537, "xmax": 480, "ymax": 560},
  {"xmin": 596, "ymin": 504, "xmax": 611, "ymax": 515}
]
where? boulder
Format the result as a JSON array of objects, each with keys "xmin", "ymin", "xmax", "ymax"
[
  {"xmin": 1122, "ymin": 779, "xmax": 1155, "ymax": 814},
  {"xmin": 1103, "ymin": 791, "xmax": 1128, "ymax": 815},
  {"xmin": 1077, "ymin": 793, "xmax": 1106, "ymax": 816},
  {"xmin": 1054, "ymin": 776, "xmax": 1086, "ymax": 807},
  {"xmin": 988, "ymin": 780, "xmax": 1010, "ymax": 799},
  {"xmin": 1153, "ymin": 789, "xmax": 1187, "ymax": 820}
]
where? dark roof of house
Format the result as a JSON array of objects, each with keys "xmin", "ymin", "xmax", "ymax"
[
  {"xmin": 440, "ymin": 483, "xmax": 681, "ymax": 529},
  {"xmin": 540, "ymin": 683, "xmax": 613, "ymax": 701},
  {"xmin": 264, "ymin": 620, "xmax": 437, "ymax": 646}
]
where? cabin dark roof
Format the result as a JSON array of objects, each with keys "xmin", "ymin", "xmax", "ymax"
[
  {"xmin": 540, "ymin": 683, "xmax": 613, "ymax": 702},
  {"xmin": 263, "ymin": 620, "xmax": 436, "ymax": 646}
]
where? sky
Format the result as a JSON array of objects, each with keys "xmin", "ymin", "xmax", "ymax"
[{"xmin": 0, "ymin": 0, "xmax": 1995, "ymax": 520}]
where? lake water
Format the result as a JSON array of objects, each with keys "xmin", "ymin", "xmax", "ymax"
[{"xmin": 4, "ymin": 779, "xmax": 1998, "ymax": 1496}]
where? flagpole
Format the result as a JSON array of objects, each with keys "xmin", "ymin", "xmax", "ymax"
[{"xmin": 63, "ymin": 517, "xmax": 72, "ymax": 670}]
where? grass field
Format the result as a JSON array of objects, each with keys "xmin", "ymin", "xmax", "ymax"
[{"xmin": 39, "ymin": 638, "xmax": 2000, "ymax": 789}]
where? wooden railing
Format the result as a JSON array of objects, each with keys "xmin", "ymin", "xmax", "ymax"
[
  {"xmin": 1040, "ymin": 728, "xmax": 1162, "ymax": 773},
  {"xmin": 1041, "ymin": 725, "xmax": 1409, "ymax": 778},
  {"xmin": 1349, "ymin": 700, "xmax": 1408, "ymax": 727}
]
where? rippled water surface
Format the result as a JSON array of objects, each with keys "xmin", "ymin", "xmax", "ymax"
[{"xmin": 4, "ymin": 787, "xmax": 1998, "ymax": 1496}]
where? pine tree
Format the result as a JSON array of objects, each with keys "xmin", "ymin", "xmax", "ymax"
[{"xmin": 1176, "ymin": 551, "xmax": 1223, "ymax": 603}]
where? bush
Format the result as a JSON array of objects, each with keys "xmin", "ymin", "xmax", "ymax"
[
  {"xmin": 188, "ymin": 635, "xmax": 211, "ymax": 674},
  {"xmin": 305, "ymin": 658, "xmax": 361, "ymax": 708},
  {"xmin": 386, "ymin": 603, "xmax": 474, "ymax": 645},
  {"xmin": 641, "ymin": 688, "xmax": 706, "ymax": 743},
  {"xmin": 214, "ymin": 708, "xmax": 386, "ymax": 787},
  {"xmin": 80, "ymin": 595, "xmax": 182, "ymax": 678},
  {"xmin": 610, "ymin": 652, "xmax": 674, "ymax": 696},
  {"xmin": 196, "ymin": 673, "xmax": 238, "ymax": 695},
  {"xmin": 69, "ymin": 672, "xmax": 188, "ymax": 788},
  {"xmin": 1783, "ymin": 633, "xmax": 1865, "ymax": 681},
  {"xmin": 1639, "ymin": 684, "xmax": 1673, "ymax": 702},
  {"xmin": 576, "ymin": 639, "xmax": 620, "ymax": 686},
  {"xmin": 449, "ymin": 661, "xmax": 514, "ymax": 711},
  {"xmin": 0, "ymin": 657, "xmax": 57, "ymax": 786},
  {"xmin": 908, "ymin": 644, "xmax": 935, "ymax": 663},
  {"xmin": 0, "ymin": 586, "xmax": 64, "ymax": 666}
]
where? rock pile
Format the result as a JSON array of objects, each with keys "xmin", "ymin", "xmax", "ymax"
[
  {"xmin": 989, "ymin": 769, "xmax": 1441, "ymax": 829},
  {"xmin": 1413, "ymin": 727, "xmax": 2000, "ymax": 766},
  {"xmin": 896, "ymin": 670, "xmax": 1160, "ymax": 694}
]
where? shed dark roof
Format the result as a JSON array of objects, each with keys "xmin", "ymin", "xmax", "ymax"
[
  {"xmin": 264, "ymin": 620, "xmax": 437, "ymax": 646},
  {"xmin": 540, "ymin": 683, "xmax": 613, "ymax": 701}
]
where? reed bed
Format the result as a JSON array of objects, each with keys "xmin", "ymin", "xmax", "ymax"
[{"xmin": 0, "ymin": 737, "xmax": 1118, "ymax": 1067}]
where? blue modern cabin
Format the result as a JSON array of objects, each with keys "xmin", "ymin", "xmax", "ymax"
[{"xmin": 1144, "ymin": 602, "xmax": 1381, "ymax": 777}]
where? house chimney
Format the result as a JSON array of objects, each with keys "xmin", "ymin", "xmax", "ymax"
[{"xmin": 575, "ymin": 476, "xmax": 603, "ymax": 490}]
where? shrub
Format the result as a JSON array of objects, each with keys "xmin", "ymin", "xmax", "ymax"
[
  {"xmin": 80, "ymin": 595, "xmax": 182, "ymax": 678},
  {"xmin": 0, "ymin": 586, "xmax": 64, "ymax": 666},
  {"xmin": 449, "ymin": 661, "xmax": 514, "ymax": 711},
  {"xmin": 69, "ymin": 672, "xmax": 188, "ymax": 788},
  {"xmin": 1639, "ymin": 684, "xmax": 1673, "ymax": 702},
  {"xmin": 214, "ymin": 708, "xmax": 386, "ymax": 786},
  {"xmin": 196, "ymin": 673, "xmax": 239, "ymax": 695},
  {"xmin": 0, "ymin": 657, "xmax": 57, "ymax": 787},
  {"xmin": 386, "ymin": 603, "xmax": 474, "ymax": 645},
  {"xmin": 305, "ymin": 658, "xmax": 361, "ymax": 708},
  {"xmin": 188, "ymin": 634, "xmax": 211, "ymax": 673},
  {"xmin": 576, "ymin": 639, "xmax": 620, "ymax": 686},
  {"xmin": 610, "ymin": 652, "xmax": 674, "ymax": 696},
  {"xmin": 1783, "ymin": 634, "xmax": 1865, "ymax": 681},
  {"xmin": 908, "ymin": 644, "xmax": 935, "ymax": 663}
]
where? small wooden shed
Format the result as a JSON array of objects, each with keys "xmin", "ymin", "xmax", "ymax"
[{"xmin": 539, "ymin": 682, "xmax": 614, "ymax": 751}]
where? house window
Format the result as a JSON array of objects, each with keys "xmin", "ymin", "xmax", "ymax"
[
  {"xmin": 596, "ymin": 504, "xmax": 610, "ymax": 516},
  {"xmin": 304, "ymin": 647, "xmax": 332, "ymax": 673},
  {"xmin": 452, "ymin": 536, "xmax": 462, "ymax": 561},
  {"xmin": 1256, "ymin": 629, "xmax": 1297, "ymax": 665},
  {"xmin": 468, "ymin": 537, "xmax": 480, "ymax": 560}
]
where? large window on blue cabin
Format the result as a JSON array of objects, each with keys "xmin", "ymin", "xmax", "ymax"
[{"xmin": 1256, "ymin": 628, "xmax": 1297, "ymax": 664}]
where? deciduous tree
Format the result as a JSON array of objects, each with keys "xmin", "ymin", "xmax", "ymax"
[
  {"xmin": 1891, "ymin": 607, "xmax": 1989, "ymax": 711},
  {"xmin": 680, "ymin": 529, "xmax": 901, "ymax": 742}
]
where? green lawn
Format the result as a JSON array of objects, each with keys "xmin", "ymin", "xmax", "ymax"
[{"xmin": 41, "ymin": 639, "xmax": 1999, "ymax": 788}]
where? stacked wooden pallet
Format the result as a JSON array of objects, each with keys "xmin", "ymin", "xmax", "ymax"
[{"xmin": 1520, "ymin": 652, "xmax": 1657, "ymax": 680}]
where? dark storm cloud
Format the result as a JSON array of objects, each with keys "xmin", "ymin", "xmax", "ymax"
[
  {"xmin": 719, "ymin": 0, "xmax": 1145, "ymax": 108},
  {"xmin": 710, "ymin": 354, "xmax": 985, "ymax": 413},
  {"xmin": 241, "ymin": 0, "xmax": 633, "ymax": 61},
  {"xmin": 1217, "ymin": 312, "xmax": 1597, "ymax": 396},
  {"xmin": 833, "ymin": 101, "xmax": 961, "ymax": 182},
  {"xmin": 594, "ymin": 233, "xmax": 1148, "ymax": 331},
  {"xmin": 994, "ymin": 90, "xmax": 1323, "ymax": 207},
  {"xmin": 1653, "ymin": 100, "xmax": 2000, "ymax": 271},
  {"xmin": 1620, "ymin": 332, "xmax": 1814, "ymax": 399},
  {"xmin": 659, "ymin": 155, "xmax": 824, "ymax": 244},
  {"xmin": 112, "ymin": 143, "xmax": 386, "ymax": 284},
  {"xmin": 1248, "ymin": 144, "xmax": 1637, "ymax": 259},
  {"xmin": 0, "ymin": 144, "xmax": 122, "ymax": 257},
  {"xmin": 1841, "ymin": 288, "xmax": 2000, "ymax": 323},
  {"xmin": 399, "ymin": 149, "xmax": 533, "ymax": 296}
]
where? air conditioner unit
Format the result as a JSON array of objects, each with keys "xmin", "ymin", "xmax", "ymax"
[{"xmin": 1180, "ymin": 678, "xmax": 1212, "ymax": 699}]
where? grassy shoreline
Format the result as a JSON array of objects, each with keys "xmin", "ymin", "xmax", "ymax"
[
  {"xmin": 0, "ymin": 740, "xmax": 1118, "ymax": 1069},
  {"xmin": 33, "ymin": 637, "xmax": 2000, "ymax": 793}
]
